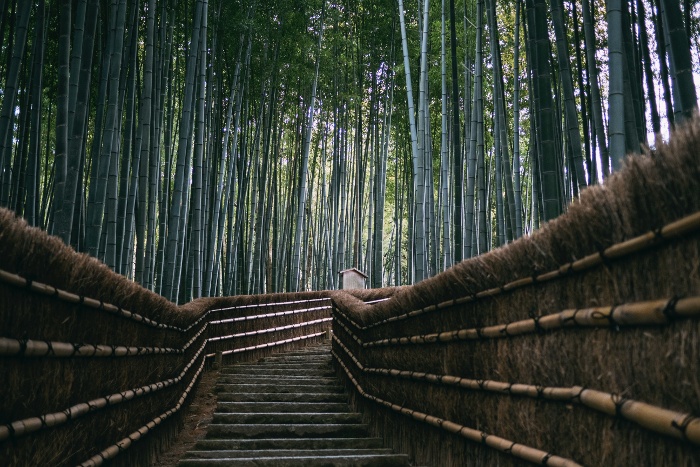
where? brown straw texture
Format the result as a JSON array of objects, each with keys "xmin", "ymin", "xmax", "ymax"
[{"xmin": 332, "ymin": 117, "xmax": 700, "ymax": 466}]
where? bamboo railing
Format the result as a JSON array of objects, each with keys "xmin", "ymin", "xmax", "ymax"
[
  {"xmin": 0, "ymin": 269, "xmax": 332, "ymax": 465},
  {"xmin": 331, "ymin": 208, "xmax": 700, "ymax": 466}
]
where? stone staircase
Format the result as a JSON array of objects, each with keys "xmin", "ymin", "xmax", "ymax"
[{"xmin": 179, "ymin": 343, "xmax": 410, "ymax": 466}]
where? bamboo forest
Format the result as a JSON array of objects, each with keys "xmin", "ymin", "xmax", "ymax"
[{"xmin": 0, "ymin": 0, "xmax": 697, "ymax": 302}]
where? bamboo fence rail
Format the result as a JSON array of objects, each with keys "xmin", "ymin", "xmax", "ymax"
[
  {"xmin": 356, "ymin": 296, "xmax": 700, "ymax": 347},
  {"xmin": 362, "ymin": 210, "xmax": 700, "ymax": 330},
  {"xmin": 208, "ymin": 318, "xmax": 332, "ymax": 343},
  {"xmin": 77, "ymin": 356, "xmax": 207, "ymax": 467},
  {"xmin": 0, "ymin": 269, "xmax": 183, "ymax": 331},
  {"xmin": 187, "ymin": 298, "xmax": 332, "ymax": 332},
  {"xmin": 0, "ymin": 341, "xmax": 208, "ymax": 441},
  {"xmin": 0, "ymin": 336, "xmax": 183, "ymax": 357},
  {"xmin": 211, "ymin": 298, "xmax": 331, "ymax": 311},
  {"xmin": 208, "ymin": 331, "xmax": 327, "ymax": 358},
  {"xmin": 1, "ymin": 311, "xmax": 328, "ymax": 438},
  {"xmin": 1, "ymin": 279, "xmax": 332, "ymax": 467},
  {"xmin": 332, "ymin": 348, "xmax": 582, "ymax": 467},
  {"xmin": 209, "ymin": 305, "xmax": 332, "ymax": 325},
  {"xmin": 332, "ymin": 334, "xmax": 700, "ymax": 446}
]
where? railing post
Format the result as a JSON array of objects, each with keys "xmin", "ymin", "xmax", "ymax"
[{"xmin": 215, "ymin": 351, "xmax": 223, "ymax": 369}]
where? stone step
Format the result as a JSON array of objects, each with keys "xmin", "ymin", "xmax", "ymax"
[
  {"xmin": 212, "ymin": 412, "xmax": 363, "ymax": 425},
  {"xmin": 215, "ymin": 402, "xmax": 351, "ymax": 413},
  {"xmin": 262, "ymin": 351, "xmax": 330, "ymax": 358},
  {"xmin": 217, "ymin": 376, "xmax": 340, "ymax": 386},
  {"xmin": 230, "ymin": 362, "xmax": 333, "ymax": 369},
  {"xmin": 179, "ymin": 345, "xmax": 408, "ymax": 467},
  {"xmin": 193, "ymin": 437, "xmax": 385, "ymax": 451},
  {"xmin": 258, "ymin": 355, "xmax": 333, "ymax": 364},
  {"xmin": 215, "ymin": 383, "xmax": 345, "ymax": 394},
  {"xmin": 220, "ymin": 367, "xmax": 335, "ymax": 377},
  {"xmin": 217, "ymin": 392, "xmax": 347, "ymax": 403},
  {"xmin": 184, "ymin": 448, "xmax": 394, "ymax": 459},
  {"xmin": 205, "ymin": 423, "xmax": 370, "ymax": 439},
  {"xmin": 178, "ymin": 454, "xmax": 410, "ymax": 466}
]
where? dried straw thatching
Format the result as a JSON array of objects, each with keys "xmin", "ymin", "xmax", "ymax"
[
  {"xmin": 0, "ymin": 212, "xmax": 333, "ymax": 465},
  {"xmin": 2, "ymin": 118, "xmax": 699, "ymax": 466},
  {"xmin": 332, "ymin": 118, "xmax": 700, "ymax": 466}
]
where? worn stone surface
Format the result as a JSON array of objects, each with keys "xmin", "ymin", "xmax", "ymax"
[{"xmin": 179, "ymin": 343, "xmax": 410, "ymax": 467}]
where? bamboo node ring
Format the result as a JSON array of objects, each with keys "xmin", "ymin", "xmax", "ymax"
[
  {"xmin": 662, "ymin": 295, "xmax": 681, "ymax": 321},
  {"xmin": 671, "ymin": 414, "xmax": 696, "ymax": 441}
]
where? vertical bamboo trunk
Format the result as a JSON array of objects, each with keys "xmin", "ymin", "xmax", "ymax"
[
  {"xmin": 440, "ymin": 0, "xmax": 451, "ymax": 269},
  {"xmin": 291, "ymin": 3, "xmax": 324, "ymax": 292},
  {"xmin": 525, "ymin": 0, "xmax": 562, "ymax": 220},
  {"xmin": 85, "ymin": 0, "xmax": 127, "ymax": 259},
  {"xmin": 465, "ymin": 0, "xmax": 482, "ymax": 258},
  {"xmin": 512, "ymin": 0, "xmax": 523, "ymax": 238},
  {"xmin": 24, "ymin": 0, "xmax": 47, "ymax": 227},
  {"xmin": 637, "ymin": 0, "xmax": 661, "ymax": 135},
  {"xmin": 191, "ymin": 4, "xmax": 208, "ymax": 298},
  {"xmin": 608, "ymin": 0, "xmax": 627, "ymax": 170},
  {"xmin": 549, "ymin": 0, "xmax": 587, "ymax": 188},
  {"xmin": 659, "ymin": 0, "xmax": 698, "ymax": 121},
  {"xmin": 581, "ymin": 0, "xmax": 609, "ymax": 177},
  {"xmin": 162, "ymin": 0, "xmax": 203, "ymax": 302},
  {"xmin": 0, "ymin": 0, "xmax": 31, "ymax": 208}
]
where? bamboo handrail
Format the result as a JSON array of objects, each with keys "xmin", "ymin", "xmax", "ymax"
[
  {"xmin": 209, "ymin": 305, "xmax": 331, "ymax": 325},
  {"xmin": 0, "ymin": 336, "xmax": 183, "ymax": 357},
  {"xmin": 0, "ymin": 269, "xmax": 184, "ymax": 332},
  {"xmin": 207, "ymin": 331, "xmax": 327, "ymax": 358},
  {"xmin": 361, "ymin": 210, "xmax": 700, "ymax": 330},
  {"xmin": 332, "ymin": 335, "xmax": 700, "ymax": 446},
  {"xmin": 77, "ymin": 356, "xmax": 207, "ymax": 467},
  {"xmin": 0, "ymin": 341, "xmax": 208, "ymax": 441},
  {"xmin": 208, "ymin": 318, "xmax": 332, "ymax": 343},
  {"xmin": 0, "ymin": 268, "xmax": 333, "ymax": 335},
  {"xmin": 332, "ymin": 349, "xmax": 582, "ymax": 467},
  {"xmin": 333, "ymin": 296, "xmax": 700, "ymax": 348},
  {"xmin": 1, "ymin": 317, "xmax": 329, "ymax": 442},
  {"xmin": 210, "ymin": 297, "xmax": 331, "ymax": 312}
]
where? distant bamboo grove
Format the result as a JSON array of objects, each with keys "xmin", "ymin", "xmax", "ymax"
[{"xmin": 0, "ymin": 0, "xmax": 697, "ymax": 301}]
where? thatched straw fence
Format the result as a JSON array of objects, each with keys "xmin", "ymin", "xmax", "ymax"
[
  {"xmin": 332, "ymin": 119, "xmax": 700, "ymax": 466},
  {"xmin": 0, "ymin": 212, "xmax": 397, "ymax": 466},
  {"xmin": 1, "ymin": 118, "xmax": 699, "ymax": 466}
]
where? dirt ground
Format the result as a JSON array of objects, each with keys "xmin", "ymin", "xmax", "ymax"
[{"xmin": 151, "ymin": 369, "xmax": 220, "ymax": 467}]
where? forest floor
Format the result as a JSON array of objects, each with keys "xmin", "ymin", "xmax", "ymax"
[{"xmin": 151, "ymin": 369, "xmax": 220, "ymax": 467}]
